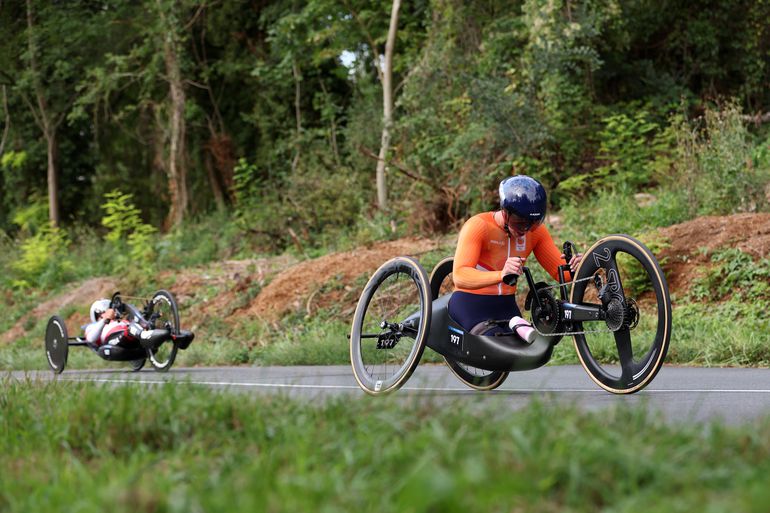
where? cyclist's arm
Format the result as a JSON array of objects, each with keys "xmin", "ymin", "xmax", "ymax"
[
  {"xmin": 452, "ymin": 217, "xmax": 503, "ymax": 289},
  {"xmin": 532, "ymin": 225, "xmax": 571, "ymax": 282},
  {"xmin": 85, "ymin": 319, "xmax": 106, "ymax": 344}
]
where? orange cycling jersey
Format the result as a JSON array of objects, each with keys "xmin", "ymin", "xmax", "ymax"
[{"xmin": 452, "ymin": 212, "xmax": 569, "ymax": 295}]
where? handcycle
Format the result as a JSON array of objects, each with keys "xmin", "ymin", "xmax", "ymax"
[
  {"xmin": 45, "ymin": 290, "xmax": 194, "ymax": 374},
  {"xmin": 349, "ymin": 234, "xmax": 671, "ymax": 395}
]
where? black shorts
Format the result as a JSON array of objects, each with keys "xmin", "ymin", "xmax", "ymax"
[{"xmin": 448, "ymin": 291, "xmax": 522, "ymax": 334}]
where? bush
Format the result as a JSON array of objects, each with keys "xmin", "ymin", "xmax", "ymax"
[
  {"xmin": 690, "ymin": 248, "xmax": 770, "ymax": 302},
  {"xmin": 101, "ymin": 190, "xmax": 157, "ymax": 267},
  {"xmin": 232, "ymin": 156, "xmax": 365, "ymax": 253},
  {"xmin": 556, "ymin": 187, "xmax": 690, "ymax": 244},
  {"xmin": 11, "ymin": 223, "xmax": 72, "ymax": 289},
  {"xmin": 670, "ymin": 103, "xmax": 770, "ymax": 215},
  {"xmin": 559, "ymin": 108, "xmax": 670, "ymax": 194}
]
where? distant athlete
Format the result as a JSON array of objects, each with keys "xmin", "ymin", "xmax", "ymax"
[
  {"xmin": 451, "ymin": 175, "xmax": 582, "ymax": 341},
  {"xmin": 85, "ymin": 299, "xmax": 143, "ymax": 348}
]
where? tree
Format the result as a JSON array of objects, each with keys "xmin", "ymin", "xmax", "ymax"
[
  {"xmin": 156, "ymin": 0, "xmax": 190, "ymax": 227},
  {"xmin": 374, "ymin": 0, "xmax": 401, "ymax": 210},
  {"xmin": 74, "ymin": 0, "xmax": 197, "ymax": 227},
  {"xmin": 20, "ymin": 0, "xmax": 76, "ymax": 226}
]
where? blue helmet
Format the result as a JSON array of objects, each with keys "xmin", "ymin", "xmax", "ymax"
[{"xmin": 499, "ymin": 175, "xmax": 547, "ymax": 232}]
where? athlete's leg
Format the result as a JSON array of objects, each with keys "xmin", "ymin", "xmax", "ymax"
[{"xmin": 448, "ymin": 291, "xmax": 522, "ymax": 334}]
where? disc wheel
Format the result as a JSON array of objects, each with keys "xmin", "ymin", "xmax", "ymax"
[
  {"xmin": 570, "ymin": 235, "xmax": 672, "ymax": 394},
  {"xmin": 350, "ymin": 257, "xmax": 431, "ymax": 395},
  {"xmin": 146, "ymin": 290, "xmax": 180, "ymax": 372},
  {"xmin": 45, "ymin": 316, "xmax": 68, "ymax": 374},
  {"xmin": 430, "ymin": 257, "xmax": 508, "ymax": 391}
]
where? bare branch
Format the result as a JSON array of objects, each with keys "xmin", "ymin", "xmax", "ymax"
[
  {"xmin": 742, "ymin": 112, "xmax": 770, "ymax": 125},
  {"xmin": 358, "ymin": 144, "xmax": 435, "ymax": 188}
]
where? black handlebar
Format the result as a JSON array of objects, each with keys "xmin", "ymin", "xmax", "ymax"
[
  {"xmin": 563, "ymin": 241, "xmax": 574, "ymax": 263},
  {"xmin": 109, "ymin": 291, "xmax": 124, "ymax": 320},
  {"xmin": 502, "ymin": 273, "xmax": 519, "ymax": 286}
]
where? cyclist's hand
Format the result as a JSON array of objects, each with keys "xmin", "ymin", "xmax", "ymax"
[
  {"xmin": 502, "ymin": 257, "xmax": 526, "ymax": 278},
  {"xmin": 561, "ymin": 252, "xmax": 583, "ymax": 274}
]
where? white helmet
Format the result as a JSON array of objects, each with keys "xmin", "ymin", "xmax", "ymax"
[{"xmin": 90, "ymin": 299, "xmax": 111, "ymax": 323}]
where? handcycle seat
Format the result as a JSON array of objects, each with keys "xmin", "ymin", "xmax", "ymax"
[
  {"xmin": 425, "ymin": 292, "xmax": 558, "ymax": 372},
  {"xmin": 97, "ymin": 343, "xmax": 146, "ymax": 362}
]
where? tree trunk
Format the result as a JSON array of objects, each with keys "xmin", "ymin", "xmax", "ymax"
[
  {"xmin": 291, "ymin": 59, "xmax": 302, "ymax": 175},
  {"xmin": 159, "ymin": 0, "xmax": 189, "ymax": 227},
  {"xmin": 26, "ymin": 0, "xmax": 60, "ymax": 225},
  {"xmin": 0, "ymin": 85, "xmax": 9, "ymax": 157},
  {"xmin": 45, "ymin": 129, "xmax": 60, "ymax": 226},
  {"xmin": 375, "ymin": 0, "xmax": 401, "ymax": 210},
  {"xmin": 204, "ymin": 149, "xmax": 226, "ymax": 210}
]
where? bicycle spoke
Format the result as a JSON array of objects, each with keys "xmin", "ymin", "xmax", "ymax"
[{"xmin": 613, "ymin": 328, "xmax": 634, "ymax": 381}]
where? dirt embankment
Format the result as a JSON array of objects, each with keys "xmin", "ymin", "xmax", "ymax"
[
  {"xmin": 1, "ymin": 237, "xmax": 444, "ymax": 343},
  {"xmin": 247, "ymin": 237, "xmax": 444, "ymax": 322},
  {"xmin": 5, "ymin": 214, "xmax": 769, "ymax": 345},
  {"xmin": 654, "ymin": 213, "xmax": 770, "ymax": 296},
  {"xmin": 1, "ymin": 277, "xmax": 117, "ymax": 344}
]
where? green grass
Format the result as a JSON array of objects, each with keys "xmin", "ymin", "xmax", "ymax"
[{"xmin": 3, "ymin": 380, "xmax": 770, "ymax": 512}]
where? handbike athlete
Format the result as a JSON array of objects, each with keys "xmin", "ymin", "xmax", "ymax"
[
  {"xmin": 85, "ymin": 299, "xmax": 171, "ymax": 350},
  {"xmin": 450, "ymin": 175, "xmax": 583, "ymax": 341}
]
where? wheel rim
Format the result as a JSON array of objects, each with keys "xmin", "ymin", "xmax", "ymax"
[
  {"xmin": 571, "ymin": 236, "xmax": 671, "ymax": 394},
  {"xmin": 430, "ymin": 257, "xmax": 508, "ymax": 390},
  {"xmin": 350, "ymin": 257, "xmax": 430, "ymax": 393},
  {"xmin": 147, "ymin": 292, "xmax": 179, "ymax": 369}
]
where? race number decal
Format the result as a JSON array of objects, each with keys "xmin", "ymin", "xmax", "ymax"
[{"xmin": 448, "ymin": 326, "xmax": 464, "ymax": 351}]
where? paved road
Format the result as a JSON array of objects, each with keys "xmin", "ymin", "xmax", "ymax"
[{"xmin": 9, "ymin": 365, "xmax": 770, "ymax": 424}]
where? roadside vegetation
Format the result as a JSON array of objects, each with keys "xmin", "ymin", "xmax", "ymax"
[
  {"xmin": 2, "ymin": 2, "xmax": 770, "ymax": 370},
  {"xmin": 3, "ymin": 379, "xmax": 770, "ymax": 512}
]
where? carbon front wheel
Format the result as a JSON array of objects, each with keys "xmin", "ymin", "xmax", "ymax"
[
  {"xmin": 571, "ymin": 235, "xmax": 671, "ymax": 394},
  {"xmin": 45, "ymin": 316, "xmax": 69, "ymax": 374},
  {"xmin": 350, "ymin": 257, "xmax": 431, "ymax": 395},
  {"xmin": 146, "ymin": 290, "xmax": 180, "ymax": 372},
  {"xmin": 430, "ymin": 257, "xmax": 508, "ymax": 391}
]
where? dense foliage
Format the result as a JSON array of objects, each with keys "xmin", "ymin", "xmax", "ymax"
[{"xmin": 1, "ymin": 0, "xmax": 769, "ymax": 273}]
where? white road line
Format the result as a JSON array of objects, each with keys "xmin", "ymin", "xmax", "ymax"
[{"xmin": 49, "ymin": 377, "xmax": 770, "ymax": 394}]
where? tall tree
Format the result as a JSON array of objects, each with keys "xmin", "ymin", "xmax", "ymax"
[
  {"xmin": 0, "ymin": 0, "xmax": 105, "ymax": 226},
  {"xmin": 374, "ymin": 0, "xmax": 401, "ymax": 210},
  {"xmin": 156, "ymin": 0, "xmax": 190, "ymax": 227},
  {"xmin": 22, "ymin": 0, "xmax": 62, "ymax": 225},
  {"xmin": 74, "ymin": 0, "xmax": 197, "ymax": 227}
]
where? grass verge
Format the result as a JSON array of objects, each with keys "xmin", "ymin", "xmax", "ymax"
[{"xmin": 2, "ymin": 379, "xmax": 770, "ymax": 512}]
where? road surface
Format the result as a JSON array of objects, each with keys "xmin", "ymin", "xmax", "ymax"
[{"xmin": 9, "ymin": 364, "xmax": 770, "ymax": 424}]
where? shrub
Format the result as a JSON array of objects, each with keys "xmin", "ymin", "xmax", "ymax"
[
  {"xmin": 11, "ymin": 223, "xmax": 72, "ymax": 289},
  {"xmin": 690, "ymin": 248, "xmax": 770, "ymax": 302},
  {"xmin": 670, "ymin": 103, "xmax": 770, "ymax": 215},
  {"xmin": 100, "ymin": 190, "xmax": 157, "ymax": 266}
]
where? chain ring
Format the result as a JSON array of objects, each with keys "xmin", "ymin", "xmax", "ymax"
[{"xmin": 532, "ymin": 289, "xmax": 563, "ymax": 335}]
